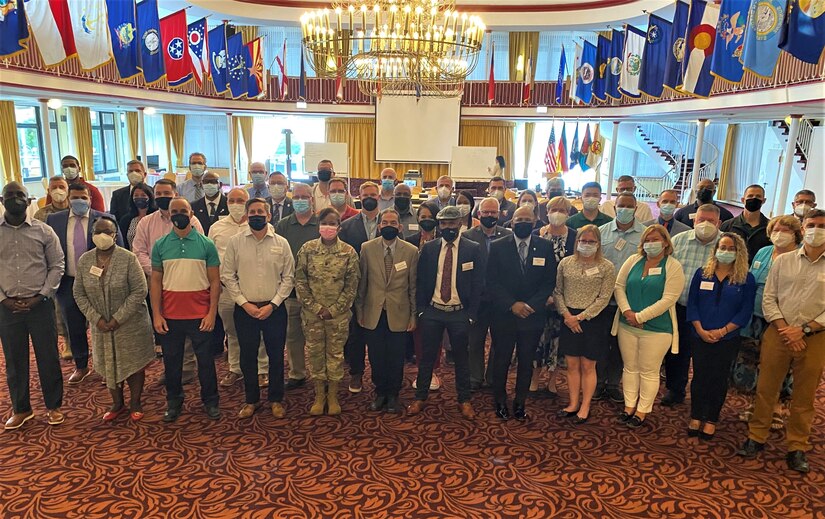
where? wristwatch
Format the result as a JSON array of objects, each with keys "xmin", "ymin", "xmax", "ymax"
[{"xmin": 802, "ymin": 324, "xmax": 813, "ymax": 336}]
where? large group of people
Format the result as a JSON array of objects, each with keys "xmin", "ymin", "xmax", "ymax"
[{"xmin": 1, "ymin": 156, "xmax": 824, "ymax": 475}]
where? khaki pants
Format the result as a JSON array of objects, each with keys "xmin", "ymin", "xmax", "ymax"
[
  {"xmin": 218, "ymin": 291, "xmax": 268, "ymax": 375},
  {"xmin": 285, "ymin": 297, "xmax": 307, "ymax": 380},
  {"xmin": 749, "ymin": 326, "xmax": 825, "ymax": 452}
]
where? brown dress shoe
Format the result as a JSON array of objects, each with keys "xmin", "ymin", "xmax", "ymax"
[
  {"xmin": 220, "ymin": 372, "xmax": 243, "ymax": 387},
  {"xmin": 459, "ymin": 402, "xmax": 475, "ymax": 419},
  {"xmin": 4, "ymin": 411, "xmax": 35, "ymax": 430},
  {"xmin": 258, "ymin": 374, "xmax": 269, "ymax": 388},
  {"xmin": 237, "ymin": 403, "xmax": 259, "ymax": 419},
  {"xmin": 271, "ymin": 402, "xmax": 285, "ymax": 418},
  {"xmin": 68, "ymin": 369, "xmax": 90, "ymax": 385},
  {"xmin": 47, "ymin": 409, "xmax": 65, "ymax": 425},
  {"xmin": 407, "ymin": 400, "xmax": 425, "ymax": 415}
]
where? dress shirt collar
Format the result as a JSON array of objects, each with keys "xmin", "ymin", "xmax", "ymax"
[
  {"xmin": 0, "ymin": 214, "xmax": 33, "ymax": 227},
  {"xmin": 515, "ymin": 234, "xmax": 531, "ymax": 250},
  {"xmin": 70, "ymin": 210, "xmax": 90, "ymax": 219},
  {"xmin": 797, "ymin": 245, "xmax": 825, "ymax": 263},
  {"xmin": 382, "ymin": 238, "xmax": 398, "ymax": 254},
  {"xmin": 243, "ymin": 225, "xmax": 276, "ymax": 239}
]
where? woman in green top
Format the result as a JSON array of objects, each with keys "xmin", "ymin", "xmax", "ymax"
[{"xmin": 613, "ymin": 225, "xmax": 685, "ymax": 428}]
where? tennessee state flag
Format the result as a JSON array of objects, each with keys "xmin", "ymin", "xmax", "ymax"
[
  {"xmin": 246, "ymin": 37, "xmax": 264, "ymax": 97},
  {"xmin": 159, "ymin": 9, "xmax": 192, "ymax": 85},
  {"xmin": 680, "ymin": 0, "xmax": 721, "ymax": 98},
  {"xmin": 779, "ymin": 0, "xmax": 825, "ymax": 65}
]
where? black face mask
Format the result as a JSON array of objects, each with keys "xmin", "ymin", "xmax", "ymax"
[
  {"xmin": 134, "ymin": 198, "xmax": 150, "ymax": 210},
  {"xmin": 513, "ymin": 221, "xmax": 534, "ymax": 239},
  {"xmin": 419, "ymin": 218, "xmax": 437, "ymax": 232},
  {"xmin": 548, "ymin": 190, "xmax": 564, "ymax": 199},
  {"xmin": 480, "ymin": 216, "xmax": 498, "ymax": 229},
  {"xmin": 170, "ymin": 214, "xmax": 190, "ymax": 230},
  {"xmin": 248, "ymin": 215, "xmax": 268, "ymax": 231},
  {"xmin": 2, "ymin": 197, "xmax": 28, "ymax": 216},
  {"xmin": 745, "ymin": 198, "xmax": 764, "ymax": 212},
  {"xmin": 317, "ymin": 169, "xmax": 333, "ymax": 182},
  {"xmin": 361, "ymin": 197, "xmax": 378, "ymax": 211},
  {"xmin": 394, "ymin": 197, "xmax": 411, "ymax": 212},
  {"xmin": 440, "ymin": 227, "xmax": 459, "ymax": 242},
  {"xmin": 697, "ymin": 189, "xmax": 714, "ymax": 204},
  {"xmin": 379, "ymin": 226, "xmax": 400, "ymax": 240},
  {"xmin": 156, "ymin": 196, "xmax": 172, "ymax": 211}
]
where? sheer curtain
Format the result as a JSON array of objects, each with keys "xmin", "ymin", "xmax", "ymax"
[
  {"xmin": 728, "ymin": 122, "xmax": 767, "ymax": 201},
  {"xmin": 0, "ymin": 101, "xmax": 22, "ymax": 183}
]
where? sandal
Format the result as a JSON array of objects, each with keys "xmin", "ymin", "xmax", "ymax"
[{"xmin": 770, "ymin": 412, "xmax": 785, "ymax": 430}]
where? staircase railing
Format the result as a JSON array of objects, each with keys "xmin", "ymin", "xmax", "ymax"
[
  {"xmin": 632, "ymin": 123, "xmax": 686, "ymax": 200},
  {"xmin": 797, "ymin": 119, "xmax": 814, "ymax": 163},
  {"xmin": 659, "ymin": 124, "xmax": 720, "ymax": 201}
]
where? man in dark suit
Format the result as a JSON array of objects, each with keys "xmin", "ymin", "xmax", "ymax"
[
  {"xmin": 463, "ymin": 197, "xmax": 512, "ymax": 390},
  {"xmin": 408, "ymin": 206, "xmax": 486, "ymax": 419},
  {"xmin": 109, "ymin": 160, "xmax": 147, "ymax": 223},
  {"xmin": 46, "ymin": 183, "xmax": 123, "ymax": 384},
  {"xmin": 267, "ymin": 172, "xmax": 294, "ymax": 224},
  {"xmin": 338, "ymin": 181, "xmax": 381, "ymax": 392},
  {"xmin": 191, "ymin": 171, "xmax": 229, "ymax": 235},
  {"xmin": 487, "ymin": 206, "xmax": 557, "ymax": 420},
  {"xmin": 483, "ymin": 177, "xmax": 517, "ymax": 225}
]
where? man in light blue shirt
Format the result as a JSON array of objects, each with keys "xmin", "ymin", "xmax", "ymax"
[
  {"xmin": 177, "ymin": 152, "xmax": 208, "ymax": 203},
  {"xmin": 246, "ymin": 162, "xmax": 270, "ymax": 200},
  {"xmin": 377, "ymin": 168, "xmax": 397, "ymax": 211}
]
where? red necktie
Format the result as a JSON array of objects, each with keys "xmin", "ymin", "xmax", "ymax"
[{"xmin": 440, "ymin": 243, "xmax": 453, "ymax": 302}]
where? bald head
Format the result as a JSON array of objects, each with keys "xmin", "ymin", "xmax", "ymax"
[
  {"xmin": 169, "ymin": 197, "xmax": 191, "ymax": 214},
  {"xmin": 393, "ymin": 183, "xmax": 411, "ymax": 197},
  {"xmin": 478, "ymin": 197, "xmax": 500, "ymax": 213},
  {"xmin": 227, "ymin": 188, "xmax": 249, "ymax": 204},
  {"xmin": 203, "ymin": 171, "xmax": 220, "ymax": 182},
  {"xmin": 2, "ymin": 181, "xmax": 28, "ymax": 199},
  {"xmin": 513, "ymin": 206, "xmax": 536, "ymax": 222}
]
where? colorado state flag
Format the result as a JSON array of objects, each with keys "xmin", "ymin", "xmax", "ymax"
[
  {"xmin": 779, "ymin": 0, "xmax": 825, "ymax": 65},
  {"xmin": 639, "ymin": 13, "xmax": 673, "ymax": 98},
  {"xmin": 593, "ymin": 35, "xmax": 611, "ymax": 101},
  {"xmin": 227, "ymin": 32, "xmax": 248, "ymax": 99},
  {"xmin": 740, "ymin": 0, "xmax": 786, "ymax": 78},
  {"xmin": 136, "ymin": 0, "xmax": 165, "ymax": 84},
  {"xmin": 605, "ymin": 28, "xmax": 625, "ymax": 100},
  {"xmin": 711, "ymin": 0, "xmax": 749, "ymax": 83},
  {"xmin": 680, "ymin": 0, "xmax": 721, "ymax": 98},
  {"xmin": 208, "ymin": 24, "xmax": 228, "ymax": 93},
  {"xmin": 664, "ymin": 0, "xmax": 690, "ymax": 91},
  {"xmin": 0, "ymin": 0, "xmax": 29, "ymax": 58},
  {"xmin": 576, "ymin": 41, "xmax": 597, "ymax": 104},
  {"xmin": 106, "ymin": 0, "xmax": 140, "ymax": 79}
]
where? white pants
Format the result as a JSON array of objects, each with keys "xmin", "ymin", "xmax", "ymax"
[
  {"xmin": 617, "ymin": 324, "xmax": 672, "ymax": 414},
  {"xmin": 218, "ymin": 290, "xmax": 268, "ymax": 375}
]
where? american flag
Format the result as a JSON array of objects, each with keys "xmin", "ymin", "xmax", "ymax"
[
  {"xmin": 544, "ymin": 126, "xmax": 558, "ymax": 173},
  {"xmin": 187, "ymin": 18, "xmax": 209, "ymax": 88}
]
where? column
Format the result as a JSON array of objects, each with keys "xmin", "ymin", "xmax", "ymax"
[
  {"xmin": 689, "ymin": 119, "xmax": 707, "ymax": 203},
  {"xmin": 38, "ymin": 99, "xmax": 56, "ymax": 178},
  {"xmin": 605, "ymin": 121, "xmax": 620, "ymax": 201},
  {"xmin": 137, "ymin": 107, "xmax": 147, "ymax": 165},
  {"xmin": 775, "ymin": 115, "xmax": 802, "ymax": 217},
  {"xmin": 226, "ymin": 112, "xmax": 236, "ymax": 187}
]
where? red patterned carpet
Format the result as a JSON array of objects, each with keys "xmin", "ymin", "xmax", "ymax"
[{"xmin": 1, "ymin": 344, "xmax": 824, "ymax": 519}]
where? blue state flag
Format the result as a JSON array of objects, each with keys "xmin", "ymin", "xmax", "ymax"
[
  {"xmin": 640, "ymin": 13, "xmax": 673, "ymax": 98},
  {"xmin": 570, "ymin": 123, "xmax": 581, "ymax": 166},
  {"xmin": 555, "ymin": 45, "xmax": 567, "ymax": 103},
  {"xmin": 605, "ymin": 28, "xmax": 625, "ymax": 100},
  {"xmin": 711, "ymin": 0, "xmax": 749, "ymax": 83},
  {"xmin": 0, "ymin": 0, "xmax": 29, "ymax": 58},
  {"xmin": 227, "ymin": 32, "xmax": 247, "ymax": 99},
  {"xmin": 779, "ymin": 0, "xmax": 825, "ymax": 65},
  {"xmin": 664, "ymin": 0, "xmax": 690, "ymax": 90},
  {"xmin": 576, "ymin": 41, "xmax": 597, "ymax": 104},
  {"xmin": 136, "ymin": 0, "xmax": 165, "ymax": 84},
  {"xmin": 593, "ymin": 35, "xmax": 611, "ymax": 101},
  {"xmin": 298, "ymin": 50, "xmax": 307, "ymax": 99},
  {"xmin": 106, "ymin": 0, "xmax": 140, "ymax": 80},
  {"xmin": 208, "ymin": 24, "xmax": 228, "ymax": 93},
  {"xmin": 740, "ymin": 0, "xmax": 786, "ymax": 78}
]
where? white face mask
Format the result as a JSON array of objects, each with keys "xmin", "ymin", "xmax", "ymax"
[
  {"xmin": 456, "ymin": 204, "xmax": 471, "ymax": 217},
  {"xmin": 770, "ymin": 231, "xmax": 794, "ymax": 249},
  {"xmin": 127, "ymin": 171, "xmax": 144, "ymax": 185},
  {"xmin": 582, "ymin": 197, "xmax": 600, "ymax": 211},
  {"xmin": 228, "ymin": 203, "xmax": 246, "ymax": 222},
  {"xmin": 548, "ymin": 212, "xmax": 567, "ymax": 227},
  {"xmin": 62, "ymin": 166, "xmax": 79, "ymax": 180},
  {"xmin": 804, "ymin": 227, "xmax": 825, "ymax": 247},
  {"xmin": 269, "ymin": 184, "xmax": 287, "ymax": 200},
  {"xmin": 190, "ymin": 165, "xmax": 205, "ymax": 177},
  {"xmin": 50, "ymin": 188, "xmax": 68, "ymax": 203},
  {"xmin": 490, "ymin": 189, "xmax": 504, "ymax": 201},
  {"xmin": 437, "ymin": 186, "xmax": 452, "ymax": 200},
  {"xmin": 520, "ymin": 201, "xmax": 535, "ymax": 211},
  {"xmin": 92, "ymin": 233, "xmax": 115, "ymax": 250},
  {"xmin": 694, "ymin": 220, "xmax": 718, "ymax": 241},
  {"xmin": 577, "ymin": 243, "xmax": 597, "ymax": 257},
  {"xmin": 794, "ymin": 203, "xmax": 811, "ymax": 217}
]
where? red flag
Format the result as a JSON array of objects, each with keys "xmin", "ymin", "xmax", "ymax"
[
  {"xmin": 522, "ymin": 50, "xmax": 533, "ymax": 103},
  {"xmin": 274, "ymin": 40, "xmax": 288, "ymax": 100},
  {"xmin": 159, "ymin": 9, "xmax": 193, "ymax": 85},
  {"xmin": 335, "ymin": 55, "xmax": 345, "ymax": 102},
  {"xmin": 487, "ymin": 42, "xmax": 495, "ymax": 105},
  {"xmin": 51, "ymin": 0, "xmax": 77, "ymax": 57},
  {"xmin": 558, "ymin": 124, "xmax": 569, "ymax": 172},
  {"xmin": 246, "ymin": 38, "xmax": 264, "ymax": 97}
]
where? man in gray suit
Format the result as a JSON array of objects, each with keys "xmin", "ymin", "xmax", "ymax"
[
  {"xmin": 643, "ymin": 189, "xmax": 691, "ymax": 237},
  {"xmin": 356, "ymin": 208, "xmax": 419, "ymax": 414}
]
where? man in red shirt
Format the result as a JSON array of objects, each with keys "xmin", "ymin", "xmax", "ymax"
[
  {"xmin": 45, "ymin": 155, "xmax": 105, "ymax": 212},
  {"xmin": 329, "ymin": 178, "xmax": 358, "ymax": 221}
]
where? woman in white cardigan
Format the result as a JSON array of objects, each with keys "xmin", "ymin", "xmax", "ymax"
[{"xmin": 612, "ymin": 225, "xmax": 685, "ymax": 428}]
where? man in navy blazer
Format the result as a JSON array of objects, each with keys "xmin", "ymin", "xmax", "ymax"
[
  {"xmin": 408, "ymin": 206, "xmax": 486, "ymax": 419},
  {"xmin": 191, "ymin": 172, "xmax": 229, "ymax": 236},
  {"xmin": 47, "ymin": 183, "xmax": 123, "ymax": 383},
  {"xmin": 487, "ymin": 206, "xmax": 557, "ymax": 421}
]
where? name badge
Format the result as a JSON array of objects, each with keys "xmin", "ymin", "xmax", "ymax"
[
  {"xmin": 752, "ymin": 261, "xmax": 761, "ymax": 270},
  {"xmin": 689, "ymin": 213, "xmax": 696, "ymax": 220},
  {"xmin": 462, "ymin": 261, "xmax": 474, "ymax": 271},
  {"xmin": 585, "ymin": 267, "xmax": 600, "ymax": 277},
  {"xmin": 648, "ymin": 267, "xmax": 662, "ymax": 275},
  {"xmin": 614, "ymin": 238, "xmax": 627, "ymax": 251},
  {"xmin": 700, "ymin": 281, "xmax": 715, "ymax": 291},
  {"xmin": 395, "ymin": 261, "xmax": 408, "ymax": 271},
  {"xmin": 533, "ymin": 257, "xmax": 546, "ymax": 267},
  {"xmin": 90, "ymin": 266, "xmax": 104, "ymax": 277},
  {"xmin": 408, "ymin": 224, "xmax": 419, "ymax": 231},
  {"xmin": 818, "ymin": 273, "xmax": 825, "ymax": 282}
]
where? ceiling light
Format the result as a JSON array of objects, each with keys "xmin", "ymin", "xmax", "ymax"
[
  {"xmin": 47, "ymin": 99, "xmax": 62, "ymax": 109},
  {"xmin": 143, "ymin": 107, "xmax": 157, "ymax": 115}
]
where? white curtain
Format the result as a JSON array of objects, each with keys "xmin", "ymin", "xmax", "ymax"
[{"xmin": 727, "ymin": 122, "xmax": 767, "ymax": 201}]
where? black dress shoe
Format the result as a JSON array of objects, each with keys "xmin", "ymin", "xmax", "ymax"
[
  {"xmin": 591, "ymin": 388, "xmax": 606, "ymax": 401},
  {"xmin": 687, "ymin": 427, "xmax": 700, "ymax": 438},
  {"xmin": 616, "ymin": 411, "xmax": 634, "ymax": 423},
  {"xmin": 786, "ymin": 451, "xmax": 810, "ymax": 473},
  {"xmin": 162, "ymin": 407, "xmax": 181, "ymax": 423},
  {"xmin": 370, "ymin": 396, "xmax": 387, "ymax": 411},
  {"xmin": 737, "ymin": 439, "xmax": 765, "ymax": 458},
  {"xmin": 661, "ymin": 391, "xmax": 685, "ymax": 407},
  {"xmin": 557, "ymin": 408, "xmax": 579, "ymax": 419},
  {"xmin": 607, "ymin": 388, "xmax": 624, "ymax": 404},
  {"xmin": 513, "ymin": 404, "xmax": 528, "ymax": 421},
  {"xmin": 205, "ymin": 405, "xmax": 221, "ymax": 420},
  {"xmin": 284, "ymin": 378, "xmax": 306, "ymax": 390},
  {"xmin": 386, "ymin": 396, "xmax": 400, "ymax": 414},
  {"xmin": 626, "ymin": 416, "xmax": 646, "ymax": 428},
  {"xmin": 495, "ymin": 403, "xmax": 510, "ymax": 420}
]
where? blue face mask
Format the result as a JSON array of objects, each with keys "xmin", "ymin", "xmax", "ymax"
[
  {"xmin": 70, "ymin": 199, "xmax": 90, "ymax": 216},
  {"xmin": 251, "ymin": 173, "xmax": 267, "ymax": 186},
  {"xmin": 293, "ymin": 199, "xmax": 311, "ymax": 214},
  {"xmin": 716, "ymin": 250, "xmax": 736, "ymax": 264},
  {"xmin": 330, "ymin": 193, "xmax": 346, "ymax": 207},
  {"xmin": 615, "ymin": 207, "xmax": 635, "ymax": 225},
  {"xmin": 381, "ymin": 179, "xmax": 394, "ymax": 191}
]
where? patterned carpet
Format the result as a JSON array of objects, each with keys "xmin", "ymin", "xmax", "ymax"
[{"xmin": 1, "ymin": 342, "xmax": 824, "ymax": 519}]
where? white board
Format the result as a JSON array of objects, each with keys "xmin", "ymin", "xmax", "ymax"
[
  {"xmin": 375, "ymin": 97, "xmax": 461, "ymax": 163},
  {"xmin": 305, "ymin": 142, "xmax": 349, "ymax": 174},
  {"xmin": 449, "ymin": 146, "xmax": 497, "ymax": 180}
]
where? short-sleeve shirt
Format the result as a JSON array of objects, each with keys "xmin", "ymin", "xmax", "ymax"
[{"xmin": 151, "ymin": 228, "xmax": 220, "ymax": 320}]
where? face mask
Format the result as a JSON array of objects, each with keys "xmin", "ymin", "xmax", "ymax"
[
  {"xmin": 2, "ymin": 197, "xmax": 28, "ymax": 216},
  {"xmin": 480, "ymin": 216, "xmax": 498, "ymax": 229},
  {"xmin": 419, "ymin": 218, "xmax": 437, "ymax": 232},
  {"xmin": 615, "ymin": 207, "xmax": 635, "ymax": 225},
  {"xmin": 293, "ymin": 199, "xmax": 311, "ymax": 214},
  {"xmin": 228, "ymin": 203, "xmax": 246, "ymax": 222},
  {"xmin": 317, "ymin": 169, "xmax": 333, "ymax": 182},
  {"xmin": 697, "ymin": 188, "xmax": 714, "ymax": 204},
  {"xmin": 381, "ymin": 179, "xmax": 394, "ymax": 191},
  {"xmin": 156, "ymin": 196, "xmax": 172, "ymax": 211},
  {"xmin": 695, "ymin": 221, "xmax": 718, "ymax": 241},
  {"xmin": 577, "ymin": 243, "xmax": 598, "ymax": 257},
  {"xmin": 251, "ymin": 173, "xmax": 266, "ymax": 186},
  {"xmin": 794, "ymin": 203, "xmax": 811, "ymax": 217},
  {"xmin": 248, "ymin": 215, "xmax": 268, "ymax": 231},
  {"xmin": 770, "ymin": 231, "xmax": 794, "ymax": 249},
  {"xmin": 490, "ymin": 189, "xmax": 504, "ymax": 201},
  {"xmin": 513, "ymin": 222, "xmax": 534, "ymax": 239},
  {"xmin": 190, "ymin": 165, "xmax": 205, "ymax": 177},
  {"xmin": 745, "ymin": 198, "xmax": 764, "ymax": 212},
  {"xmin": 804, "ymin": 227, "xmax": 825, "ymax": 247},
  {"xmin": 582, "ymin": 197, "xmax": 600, "ymax": 211},
  {"xmin": 659, "ymin": 203, "xmax": 677, "ymax": 218},
  {"xmin": 127, "ymin": 172, "xmax": 144, "ymax": 185},
  {"xmin": 203, "ymin": 184, "xmax": 220, "ymax": 197},
  {"xmin": 319, "ymin": 224, "xmax": 339, "ymax": 240},
  {"xmin": 437, "ymin": 186, "xmax": 452, "ymax": 200},
  {"xmin": 361, "ymin": 197, "xmax": 378, "ymax": 212},
  {"xmin": 50, "ymin": 188, "xmax": 68, "ymax": 203},
  {"xmin": 548, "ymin": 212, "xmax": 567, "ymax": 227},
  {"xmin": 92, "ymin": 233, "xmax": 115, "ymax": 250},
  {"xmin": 170, "ymin": 213, "xmax": 190, "ymax": 230},
  {"xmin": 70, "ymin": 199, "xmax": 90, "ymax": 216},
  {"xmin": 547, "ymin": 190, "xmax": 564, "ymax": 199},
  {"xmin": 440, "ymin": 227, "xmax": 458, "ymax": 242},
  {"xmin": 62, "ymin": 166, "xmax": 79, "ymax": 180},
  {"xmin": 456, "ymin": 204, "xmax": 471, "ymax": 217},
  {"xmin": 716, "ymin": 250, "xmax": 736, "ymax": 264},
  {"xmin": 643, "ymin": 242, "xmax": 664, "ymax": 257},
  {"xmin": 380, "ymin": 226, "xmax": 400, "ymax": 240},
  {"xmin": 269, "ymin": 184, "xmax": 286, "ymax": 200},
  {"xmin": 133, "ymin": 198, "xmax": 150, "ymax": 210},
  {"xmin": 519, "ymin": 201, "xmax": 535, "ymax": 211},
  {"xmin": 394, "ymin": 197, "xmax": 411, "ymax": 212},
  {"xmin": 330, "ymin": 193, "xmax": 347, "ymax": 207}
]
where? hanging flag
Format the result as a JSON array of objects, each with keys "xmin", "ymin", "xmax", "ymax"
[
  {"xmin": 580, "ymin": 124, "xmax": 592, "ymax": 171},
  {"xmin": 0, "ymin": 0, "xmax": 29, "ymax": 58},
  {"xmin": 576, "ymin": 41, "xmax": 597, "ymax": 104},
  {"xmin": 680, "ymin": 0, "xmax": 721, "ymax": 98},
  {"xmin": 779, "ymin": 0, "xmax": 825, "ymax": 65},
  {"xmin": 487, "ymin": 42, "xmax": 496, "ymax": 105},
  {"xmin": 711, "ymin": 0, "xmax": 749, "ymax": 83},
  {"xmin": 207, "ymin": 23, "xmax": 228, "ymax": 93},
  {"xmin": 639, "ymin": 14, "xmax": 673, "ymax": 99},
  {"xmin": 587, "ymin": 123, "xmax": 605, "ymax": 169},
  {"xmin": 298, "ymin": 48, "xmax": 307, "ymax": 100},
  {"xmin": 558, "ymin": 124, "xmax": 569, "ymax": 173},
  {"xmin": 605, "ymin": 28, "xmax": 625, "ymax": 100},
  {"xmin": 246, "ymin": 38, "xmax": 264, "ymax": 98},
  {"xmin": 570, "ymin": 123, "xmax": 581, "ymax": 167},
  {"xmin": 620, "ymin": 25, "xmax": 646, "ymax": 98},
  {"xmin": 106, "ymin": 0, "xmax": 140, "ymax": 79},
  {"xmin": 226, "ymin": 32, "xmax": 247, "ymax": 98},
  {"xmin": 740, "ymin": 0, "xmax": 786, "ymax": 78},
  {"xmin": 136, "ymin": 0, "xmax": 165, "ymax": 84},
  {"xmin": 335, "ymin": 55, "xmax": 345, "ymax": 101},
  {"xmin": 555, "ymin": 45, "xmax": 567, "ymax": 104},
  {"xmin": 570, "ymin": 43, "xmax": 582, "ymax": 102},
  {"xmin": 159, "ymin": 9, "xmax": 192, "ymax": 86},
  {"xmin": 187, "ymin": 17, "xmax": 209, "ymax": 88},
  {"xmin": 664, "ymin": 0, "xmax": 690, "ymax": 91},
  {"xmin": 593, "ymin": 35, "xmax": 611, "ymax": 102},
  {"xmin": 544, "ymin": 125, "xmax": 558, "ymax": 173},
  {"xmin": 522, "ymin": 47, "xmax": 533, "ymax": 103},
  {"xmin": 25, "ymin": 0, "xmax": 77, "ymax": 66},
  {"xmin": 67, "ymin": 0, "xmax": 112, "ymax": 71},
  {"xmin": 274, "ymin": 40, "xmax": 288, "ymax": 100}
]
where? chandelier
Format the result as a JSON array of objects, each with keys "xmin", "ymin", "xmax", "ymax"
[{"xmin": 300, "ymin": 0, "xmax": 485, "ymax": 98}]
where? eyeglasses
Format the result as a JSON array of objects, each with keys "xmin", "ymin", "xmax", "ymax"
[{"xmin": 578, "ymin": 240, "xmax": 598, "ymax": 245}]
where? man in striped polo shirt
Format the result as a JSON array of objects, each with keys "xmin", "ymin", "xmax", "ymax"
[{"xmin": 151, "ymin": 198, "xmax": 222, "ymax": 422}]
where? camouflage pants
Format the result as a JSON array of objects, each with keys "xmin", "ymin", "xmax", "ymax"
[{"xmin": 301, "ymin": 311, "xmax": 349, "ymax": 382}]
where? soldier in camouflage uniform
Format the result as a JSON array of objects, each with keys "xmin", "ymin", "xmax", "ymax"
[{"xmin": 295, "ymin": 208, "xmax": 361, "ymax": 416}]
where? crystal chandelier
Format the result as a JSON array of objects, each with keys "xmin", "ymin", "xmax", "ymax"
[{"xmin": 301, "ymin": 0, "xmax": 485, "ymax": 98}]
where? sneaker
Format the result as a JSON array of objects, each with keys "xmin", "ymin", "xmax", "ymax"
[
  {"xmin": 349, "ymin": 374, "xmax": 363, "ymax": 393},
  {"xmin": 786, "ymin": 451, "xmax": 810, "ymax": 473},
  {"xmin": 430, "ymin": 374, "xmax": 441, "ymax": 391},
  {"xmin": 737, "ymin": 438, "xmax": 765, "ymax": 458},
  {"xmin": 592, "ymin": 388, "xmax": 606, "ymax": 401},
  {"xmin": 607, "ymin": 387, "xmax": 624, "ymax": 404},
  {"xmin": 220, "ymin": 372, "xmax": 243, "ymax": 387}
]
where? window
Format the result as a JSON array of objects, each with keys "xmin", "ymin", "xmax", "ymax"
[
  {"xmin": 15, "ymin": 106, "xmax": 45, "ymax": 181},
  {"xmin": 249, "ymin": 115, "xmax": 326, "ymax": 180},
  {"xmin": 90, "ymin": 110, "xmax": 120, "ymax": 175}
]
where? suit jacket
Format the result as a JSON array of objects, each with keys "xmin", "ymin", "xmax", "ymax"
[
  {"xmin": 192, "ymin": 194, "xmax": 229, "ymax": 236},
  {"xmin": 462, "ymin": 225, "xmax": 512, "ymax": 260},
  {"xmin": 339, "ymin": 212, "xmax": 379, "ymax": 255},
  {"xmin": 355, "ymin": 237, "xmax": 419, "ymax": 331},
  {"xmin": 643, "ymin": 218, "xmax": 691, "ymax": 237},
  {"xmin": 416, "ymin": 236, "xmax": 486, "ymax": 321},
  {"xmin": 46, "ymin": 209, "xmax": 125, "ymax": 277},
  {"xmin": 268, "ymin": 197, "xmax": 294, "ymax": 222},
  {"xmin": 487, "ymin": 235, "xmax": 557, "ymax": 331},
  {"xmin": 108, "ymin": 185, "xmax": 133, "ymax": 223}
]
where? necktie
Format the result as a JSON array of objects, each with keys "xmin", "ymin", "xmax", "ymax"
[
  {"xmin": 440, "ymin": 243, "xmax": 453, "ymax": 303},
  {"xmin": 518, "ymin": 240, "xmax": 528, "ymax": 266},
  {"xmin": 73, "ymin": 216, "xmax": 86, "ymax": 272},
  {"xmin": 194, "ymin": 183, "xmax": 204, "ymax": 200},
  {"xmin": 272, "ymin": 203, "xmax": 281, "ymax": 223},
  {"xmin": 209, "ymin": 202, "xmax": 216, "ymax": 218},
  {"xmin": 384, "ymin": 246, "xmax": 394, "ymax": 284}
]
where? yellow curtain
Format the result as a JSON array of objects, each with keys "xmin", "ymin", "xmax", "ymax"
[
  {"xmin": 717, "ymin": 124, "xmax": 737, "ymax": 200},
  {"xmin": 523, "ymin": 122, "xmax": 535, "ymax": 179},
  {"xmin": 162, "ymin": 114, "xmax": 186, "ymax": 170},
  {"xmin": 68, "ymin": 106, "xmax": 95, "ymax": 180},
  {"xmin": 459, "ymin": 120, "xmax": 516, "ymax": 180},
  {"xmin": 238, "ymin": 26, "xmax": 259, "ymax": 43},
  {"xmin": 236, "ymin": 116, "xmax": 254, "ymax": 169},
  {"xmin": 508, "ymin": 32, "xmax": 539, "ymax": 82},
  {"xmin": 125, "ymin": 111, "xmax": 138, "ymax": 160},
  {"xmin": 0, "ymin": 101, "xmax": 22, "ymax": 183}
]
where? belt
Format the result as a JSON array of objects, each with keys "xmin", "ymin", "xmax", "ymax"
[
  {"xmin": 248, "ymin": 301, "xmax": 274, "ymax": 308},
  {"xmin": 431, "ymin": 302, "xmax": 464, "ymax": 312}
]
